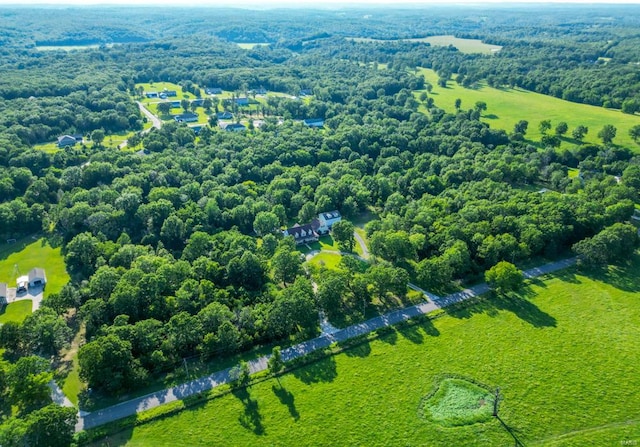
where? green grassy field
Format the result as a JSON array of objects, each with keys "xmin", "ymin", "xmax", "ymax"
[
  {"xmin": 306, "ymin": 252, "xmax": 343, "ymax": 271},
  {"xmin": 36, "ymin": 45, "xmax": 101, "ymax": 51},
  {"xmin": 93, "ymin": 255, "xmax": 640, "ymax": 446},
  {"xmin": 237, "ymin": 43, "xmax": 270, "ymax": 49},
  {"xmin": 350, "ymin": 35, "xmax": 501, "ymax": 54},
  {"xmin": 0, "ymin": 300, "xmax": 32, "ymax": 324},
  {"xmin": 418, "ymin": 68, "xmax": 640, "ymax": 150},
  {"xmin": 0, "ymin": 236, "xmax": 69, "ymax": 297},
  {"xmin": 136, "ymin": 82, "xmax": 196, "ymax": 100}
]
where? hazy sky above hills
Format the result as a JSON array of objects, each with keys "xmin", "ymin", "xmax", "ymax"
[{"xmin": 2, "ymin": 0, "xmax": 640, "ymax": 5}]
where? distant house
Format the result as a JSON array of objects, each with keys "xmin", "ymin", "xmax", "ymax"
[
  {"xmin": 57, "ymin": 135, "xmax": 80, "ymax": 148},
  {"xmin": 174, "ymin": 112, "xmax": 199, "ymax": 123},
  {"xmin": 283, "ymin": 220, "xmax": 320, "ymax": 245},
  {"xmin": 164, "ymin": 90, "xmax": 178, "ymax": 97},
  {"xmin": 206, "ymin": 88, "xmax": 223, "ymax": 95},
  {"xmin": 0, "ymin": 282, "xmax": 6, "ymax": 304},
  {"xmin": 303, "ymin": 118, "xmax": 324, "ymax": 128},
  {"xmin": 145, "ymin": 92, "xmax": 159, "ymax": 98},
  {"xmin": 28, "ymin": 268, "xmax": 46, "ymax": 288},
  {"xmin": 234, "ymin": 97, "xmax": 249, "ymax": 106},
  {"xmin": 191, "ymin": 99, "xmax": 204, "ymax": 107},
  {"xmin": 217, "ymin": 111, "xmax": 233, "ymax": 119},
  {"xmin": 159, "ymin": 93, "xmax": 167, "ymax": 99},
  {"xmin": 318, "ymin": 210, "xmax": 341, "ymax": 234},
  {"xmin": 170, "ymin": 101, "xmax": 181, "ymax": 108},
  {"xmin": 300, "ymin": 89, "xmax": 313, "ymax": 96},
  {"xmin": 189, "ymin": 124, "xmax": 204, "ymax": 134},
  {"xmin": 221, "ymin": 122, "xmax": 246, "ymax": 132},
  {"xmin": 253, "ymin": 87, "xmax": 267, "ymax": 95}
]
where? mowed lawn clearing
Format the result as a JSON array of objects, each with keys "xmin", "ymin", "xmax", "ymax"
[
  {"xmin": 418, "ymin": 68, "xmax": 640, "ymax": 150},
  {"xmin": 136, "ymin": 83, "xmax": 198, "ymax": 100},
  {"xmin": 97, "ymin": 256, "xmax": 640, "ymax": 446},
  {"xmin": 0, "ymin": 237, "xmax": 69, "ymax": 297},
  {"xmin": 0, "ymin": 300, "xmax": 32, "ymax": 324},
  {"xmin": 350, "ymin": 36, "xmax": 501, "ymax": 54}
]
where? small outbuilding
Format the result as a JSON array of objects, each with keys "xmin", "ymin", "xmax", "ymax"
[
  {"xmin": 28, "ymin": 268, "xmax": 46, "ymax": 288},
  {"xmin": 57, "ymin": 135, "xmax": 78, "ymax": 148},
  {"xmin": 303, "ymin": 118, "xmax": 324, "ymax": 128},
  {"xmin": 0, "ymin": 282, "xmax": 7, "ymax": 304},
  {"xmin": 16, "ymin": 276, "xmax": 28, "ymax": 294},
  {"xmin": 174, "ymin": 112, "xmax": 199, "ymax": 123},
  {"xmin": 222, "ymin": 122, "xmax": 246, "ymax": 132}
]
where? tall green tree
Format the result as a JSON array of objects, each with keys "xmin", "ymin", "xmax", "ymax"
[
  {"xmin": 597, "ymin": 124, "xmax": 617, "ymax": 144},
  {"xmin": 629, "ymin": 124, "xmax": 640, "ymax": 143},
  {"xmin": 272, "ymin": 248, "xmax": 302, "ymax": 287},
  {"xmin": 6, "ymin": 356, "xmax": 52, "ymax": 414},
  {"xmin": 485, "ymin": 261, "xmax": 523, "ymax": 294},
  {"xmin": 332, "ymin": 220, "xmax": 355, "ymax": 252}
]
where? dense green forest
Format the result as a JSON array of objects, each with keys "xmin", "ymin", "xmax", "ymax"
[{"xmin": 1, "ymin": 5, "xmax": 640, "ymax": 444}]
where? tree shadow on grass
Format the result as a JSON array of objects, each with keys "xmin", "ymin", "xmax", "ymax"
[
  {"xmin": 378, "ymin": 327, "xmax": 398, "ymax": 345},
  {"xmin": 291, "ymin": 355, "xmax": 337, "ymax": 385},
  {"xmin": 272, "ymin": 384, "xmax": 300, "ymax": 421},
  {"xmin": 89, "ymin": 426, "xmax": 134, "ymax": 447},
  {"xmin": 344, "ymin": 340, "xmax": 371, "ymax": 358},
  {"xmin": 550, "ymin": 269, "xmax": 581, "ymax": 284},
  {"xmin": 397, "ymin": 323, "xmax": 424, "ymax": 344},
  {"xmin": 446, "ymin": 289, "xmax": 556, "ymax": 328},
  {"xmin": 582, "ymin": 258, "xmax": 640, "ymax": 293},
  {"xmin": 232, "ymin": 386, "xmax": 265, "ymax": 435}
]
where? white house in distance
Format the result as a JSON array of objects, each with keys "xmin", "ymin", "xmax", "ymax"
[
  {"xmin": 28, "ymin": 268, "xmax": 47, "ymax": 288},
  {"xmin": 317, "ymin": 210, "xmax": 342, "ymax": 234}
]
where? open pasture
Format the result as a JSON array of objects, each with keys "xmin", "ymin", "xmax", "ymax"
[{"xmin": 418, "ymin": 68, "xmax": 640, "ymax": 150}]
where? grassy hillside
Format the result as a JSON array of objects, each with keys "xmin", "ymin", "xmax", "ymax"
[
  {"xmin": 93, "ymin": 256, "xmax": 640, "ymax": 446},
  {"xmin": 418, "ymin": 68, "xmax": 640, "ymax": 151}
]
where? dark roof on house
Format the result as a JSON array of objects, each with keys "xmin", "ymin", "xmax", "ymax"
[
  {"xmin": 223, "ymin": 123, "xmax": 246, "ymax": 131},
  {"xmin": 284, "ymin": 222, "xmax": 319, "ymax": 240},
  {"xmin": 206, "ymin": 88, "xmax": 223, "ymax": 94},
  {"xmin": 234, "ymin": 97, "xmax": 249, "ymax": 105},
  {"xmin": 164, "ymin": 90, "xmax": 177, "ymax": 97},
  {"xmin": 28, "ymin": 267, "xmax": 46, "ymax": 281},
  {"xmin": 57, "ymin": 135, "xmax": 76, "ymax": 143},
  {"xmin": 174, "ymin": 112, "xmax": 199, "ymax": 121},
  {"xmin": 321, "ymin": 210, "xmax": 341, "ymax": 220},
  {"xmin": 191, "ymin": 99, "xmax": 204, "ymax": 105},
  {"xmin": 217, "ymin": 111, "xmax": 233, "ymax": 119}
]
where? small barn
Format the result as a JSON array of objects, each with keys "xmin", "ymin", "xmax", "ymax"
[
  {"xmin": 16, "ymin": 276, "xmax": 28, "ymax": 294},
  {"xmin": 28, "ymin": 268, "xmax": 46, "ymax": 288}
]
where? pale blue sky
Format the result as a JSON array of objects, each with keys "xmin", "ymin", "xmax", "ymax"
[{"xmin": 2, "ymin": 0, "xmax": 640, "ymax": 5}]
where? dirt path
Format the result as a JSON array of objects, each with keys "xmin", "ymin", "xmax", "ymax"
[{"xmin": 76, "ymin": 257, "xmax": 576, "ymax": 432}]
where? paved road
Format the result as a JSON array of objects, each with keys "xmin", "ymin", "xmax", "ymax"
[
  {"xmin": 76, "ymin": 257, "xmax": 576, "ymax": 432},
  {"xmin": 115, "ymin": 103, "xmax": 161, "ymax": 150},
  {"xmin": 353, "ymin": 230, "xmax": 370, "ymax": 259},
  {"xmin": 137, "ymin": 102, "xmax": 162, "ymax": 130}
]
